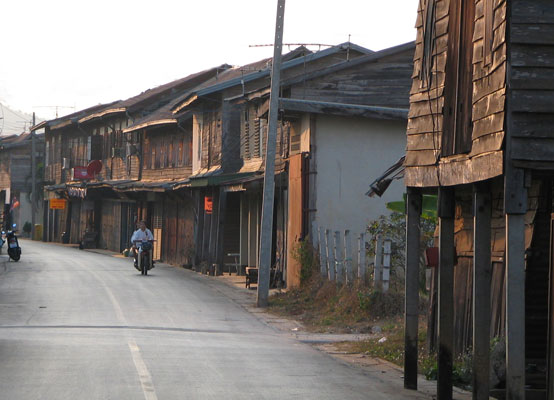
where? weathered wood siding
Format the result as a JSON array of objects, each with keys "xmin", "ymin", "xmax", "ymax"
[
  {"xmin": 509, "ymin": 0, "xmax": 554, "ymax": 168},
  {"xmin": 239, "ymin": 101, "xmax": 290, "ymax": 168},
  {"xmin": 288, "ymin": 49, "xmax": 414, "ymax": 108},
  {"xmin": 142, "ymin": 126, "xmax": 192, "ymax": 181},
  {"xmin": 405, "ymin": 0, "xmax": 507, "ymax": 187}
]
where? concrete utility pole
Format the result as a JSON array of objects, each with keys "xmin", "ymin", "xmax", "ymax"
[
  {"xmin": 31, "ymin": 112, "xmax": 37, "ymax": 240},
  {"xmin": 257, "ymin": 0, "xmax": 286, "ymax": 308}
]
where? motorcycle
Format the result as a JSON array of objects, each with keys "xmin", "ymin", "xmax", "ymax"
[
  {"xmin": 6, "ymin": 224, "xmax": 21, "ymax": 262},
  {"xmin": 0, "ymin": 230, "xmax": 5, "ymax": 254},
  {"xmin": 134, "ymin": 240, "xmax": 154, "ymax": 275}
]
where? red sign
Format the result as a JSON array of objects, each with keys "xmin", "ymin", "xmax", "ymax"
[
  {"xmin": 204, "ymin": 196, "xmax": 213, "ymax": 214},
  {"xmin": 73, "ymin": 166, "xmax": 92, "ymax": 180}
]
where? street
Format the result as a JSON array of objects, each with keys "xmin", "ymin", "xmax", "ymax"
[{"xmin": 0, "ymin": 240, "xmax": 426, "ymax": 400}]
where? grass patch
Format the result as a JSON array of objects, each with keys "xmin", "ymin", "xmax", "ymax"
[{"xmin": 268, "ymin": 274, "xmax": 472, "ymax": 389}]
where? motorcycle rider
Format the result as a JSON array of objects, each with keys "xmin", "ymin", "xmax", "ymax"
[{"xmin": 131, "ymin": 220, "xmax": 154, "ymax": 269}]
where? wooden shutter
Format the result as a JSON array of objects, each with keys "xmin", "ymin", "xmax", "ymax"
[{"xmin": 253, "ymin": 118, "xmax": 261, "ymax": 158}]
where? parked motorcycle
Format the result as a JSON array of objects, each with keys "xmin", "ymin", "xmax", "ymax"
[
  {"xmin": 134, "ymin": 240, "xmax": 154, "ymax": 275},
  {"xmin": 0, "ymin": 230, "xmax": 5, "ymax": 254},
  {"xmin": 6, "ymin": 224, "xmax": 21, "ymax": 262}
]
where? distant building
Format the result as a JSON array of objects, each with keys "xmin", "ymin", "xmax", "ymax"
[{"xmin": 0, "ymin": 133, "xmax": 44, "ymax": 233}]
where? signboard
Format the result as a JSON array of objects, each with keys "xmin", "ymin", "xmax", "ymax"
[
  {"xmin": 49, "ymin": 199, "xmax": 67, "ymax": 210},
  {"xmin": 68, "ymin": 187, "xmax": 87, "ymax": 199},
  {"xmin": 204, "ymin": 196, "xmax": 213, "ymax": 215},
  {"xmin": 73, "ymin": 166, "xmax": 92, "ymax": 180}
]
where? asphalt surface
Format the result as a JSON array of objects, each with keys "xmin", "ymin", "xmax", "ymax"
[{"xmin": 0, "ymin": 240, "xmax": 428, "ymax": 400}]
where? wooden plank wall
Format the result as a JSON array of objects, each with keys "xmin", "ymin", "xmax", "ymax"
[
  {"xmin": 142, "ymin": 126, "xmax": 192, "ymax": 181},
  {"xmin": 405, "ymin": 0, "xmax": 507, "ymax": 187},
  {"xmin": 200, "ymin": 109, "xmax": 222, "ymax": 170},
  {"xmin": 509, "ymin": 0, "xmax": 554, "ymax": 167},
  {"xmin": 288, "ymin": 49, "xmax": 414, "ymax": 109},
  {"xmin": 162, "ymin": 195, "xmax": 195, "ymax": 266},
  {"xmin": 239, "ymin": 101, "xmax": 290, "ymax": 167},
  {"xmin": 428, "ymin": 180, "xmax": 541, "ymax": 354},
  {"xmin": 286, "ymin": 153, "xmax": 304, "ymax": 288}
]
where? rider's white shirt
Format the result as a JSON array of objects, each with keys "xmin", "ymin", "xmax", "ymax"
[{"xmin": 131, "ymin": 228, "xmax": 154, "ymax": 245}]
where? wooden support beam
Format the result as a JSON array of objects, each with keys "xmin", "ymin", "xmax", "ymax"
[
  {"xmin": 506, "ymin": 213, "xmax": 526, "ymax": 400},
  {"xmin": 404, "ymin": 187, "xmax": 422, "ymax": 390},
  {"xmin": 504, "ymin": 165, "xmax": 527, "ymax": 400},
  {"xmin": 438, "ymin": 187, "xmax": 455, "ymax": 400},
  {"xmin": 473, "ymin": 184, "xmax": 492, "ymax": 400}
]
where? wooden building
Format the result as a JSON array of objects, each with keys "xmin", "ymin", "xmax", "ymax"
[
  {"xmin": 40, "ymin": 67, "xmax": 220, "ymax": 260},
  {"xmin": 403, "ymin": 0, "xmax": 554, "ymax": 399},
  {"xmin": 168, "ymin": 43, "xmax": 373, "ymax": 280},
  {"xmin": 234, "ymin": 42, "xmax": 415, "ymax": 287}
]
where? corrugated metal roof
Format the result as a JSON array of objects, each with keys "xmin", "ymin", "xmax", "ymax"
[{"xmin": 172, "ymin": 42, "xmax": 373, "ymax": 114}]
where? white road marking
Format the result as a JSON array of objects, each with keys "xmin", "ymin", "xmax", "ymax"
[
  {"xmin": 86, "ymin": 268, "xmax": 159, "ymax": 400},
  {"xmin": 128, "ymin": 339, "xmax": 159, "ymax": 400}
]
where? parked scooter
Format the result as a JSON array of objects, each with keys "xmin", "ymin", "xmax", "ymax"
[
  {"xmin": 134, "ymin": 240, "xmax": 154, "ymax": 275},
  {"xmin": 6, "ymin": 224, "xmax": 21, "ymax": 262}
]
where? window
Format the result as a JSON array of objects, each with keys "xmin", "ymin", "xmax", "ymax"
[
  {"xmin": 441, "ymin": 0, "xmax": 475, "ymax": 156},
  {"xmin": 144, "ymin": 138, "xmax": 151, "ymax": 169},
  {"xmin": 45, "ymin": 140, "xmax": 50, "ymax": 166},
  {"xmin": 91, "ymin": 135, "xmax": 103, "ymax": 160}
]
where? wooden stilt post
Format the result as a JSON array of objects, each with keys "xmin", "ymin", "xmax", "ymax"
[
  {"xmin": 404, "ymin": 187, "xmax": 422, "ymax": 390},
  {"xmin": 505, "ymin": 166, "xmax": 527, "ymax": 400},
  {"xmin": 438, "ymin": 187, "xmax": 455, "ymax": 400},
  {"xmin": 473, "ymin": 184, "xmax": 492, "ymax": 400},
  {"xmin": 506, "ymin": 213, "xmax": 526, "ymax": 399}
]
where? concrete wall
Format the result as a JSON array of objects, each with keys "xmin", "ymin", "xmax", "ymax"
[{"xmin": 313, "ymin": 114, "xmax": 406, "ymax": 241}]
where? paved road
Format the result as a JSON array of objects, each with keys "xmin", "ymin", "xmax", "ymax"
[{"xmin": 0, "ymin": 240, "xmax": 427, "ymax": 399}]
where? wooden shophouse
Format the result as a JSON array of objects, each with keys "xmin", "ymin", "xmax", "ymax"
[
  {"xmin": 403, "ymin": 0, "xmax": 554, "ymax": 399},
  {"xmin": 41, "ymin": 67, "xmax": 221, "ymax": 255},
  {"xmin": 169, "ymin": 42, "xmax": 373, "ymax": 282},
  {"xmin": 119, "ymin": 64, "xmax": 229, "ymax": 267},
  {"xmin": 232, "ymin": 42, "xmax": 415, "ymax": 287}
]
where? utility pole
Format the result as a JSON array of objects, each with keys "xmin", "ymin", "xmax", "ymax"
[
  {"xmin": 257, "ymin": 0, "xmax": 286, "ymax": 308},
  {"xmin": 31, "ymin": 112, "xmax": 37, "ymax": 240}
]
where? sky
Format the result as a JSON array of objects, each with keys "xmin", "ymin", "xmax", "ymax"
[{"xmin": 0, "ymin": 0, "xmax": 419, "ymax": 128}]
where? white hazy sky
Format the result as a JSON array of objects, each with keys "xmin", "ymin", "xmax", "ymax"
[{"xmin": 1, "ymin": 0, "xmax": 419, "ymax": 122}]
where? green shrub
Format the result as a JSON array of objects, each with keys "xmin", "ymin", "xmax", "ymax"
[{"xmin": 291, "ymin": 237, "xmax": 318, "ymax": 286}]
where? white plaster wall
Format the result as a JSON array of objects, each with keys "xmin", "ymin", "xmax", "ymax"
[{"xmin": 314, "ymin": 114, "xmax": 406, "ymax": 241}]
